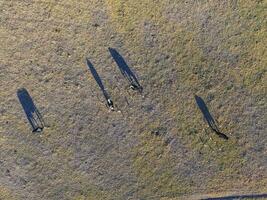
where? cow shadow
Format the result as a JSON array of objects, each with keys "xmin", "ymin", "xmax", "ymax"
[
  {"xmin": 17, "ymin": 88, "xmax": 44, "ymax": 133},
  {"xmin": 86, "ymin": 58, "xmax": 111, "ymax": 101},
  {"xmin": 195, "ymin": 95, "xmax": 228, "ymax": 140},
  {"xmin": 108, "ymin": 47, "xmax": 143, "ymax": 93},
  {"xmin": 86, "ymin": 58, "xmax": 114, "ymax": 110}
]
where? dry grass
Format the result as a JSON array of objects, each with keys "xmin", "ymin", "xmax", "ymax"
[{"xmin": 0, "ymin": 0, "xmax": 266, "ymax": 199}]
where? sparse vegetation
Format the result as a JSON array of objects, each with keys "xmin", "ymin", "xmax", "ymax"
[{"xmin": 0, "ymin": 0, "xmax": 266, "ymax": 199}]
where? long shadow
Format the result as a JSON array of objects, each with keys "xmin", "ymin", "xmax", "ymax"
[
  {"xmin": 195, "ymin": 95, "xmax": 228, "ymax": 140},
  {"xmin": 86, "ymin": 58, "xmax": 110, "ymax": 101},
  {"xmin": 108, "ymin": 47, "xmax": 143, "ymax": 92},
  {"xmin": 86, "ymin": 58, "xmax": 114, "ymax": 110},
  {"xmin": 17, "ymin": 88, "xmax": 44, "ymax": 133},
  {"xmin": 202, "ymin": 193, "xmax": 267, "ymax": 199}
]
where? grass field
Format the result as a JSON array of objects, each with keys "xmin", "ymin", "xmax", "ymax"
[{"xmin": 0, "ymin": 0, "xmax": 266, "ymax": 199}]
